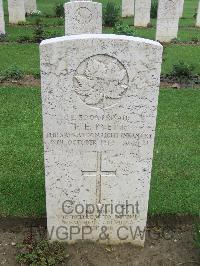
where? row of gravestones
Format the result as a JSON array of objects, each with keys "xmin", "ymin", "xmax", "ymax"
[
  {"xmin": 122, "ymin": 0, "xmax": 184, "ymax": 20},
  {"xmin": 1, "ymin": 0, "xmax": 200, "ymax": 40},
  {"xmin": 122, "ymin": 0, "xmax": 200, "ymax": 42},
  {"xmin": 0, "ymin": 0, "xmax": 37, "ymax": 35},
  {"xmin": 66, "ymin": 0, "xmax": 200, "ymax": 42}
]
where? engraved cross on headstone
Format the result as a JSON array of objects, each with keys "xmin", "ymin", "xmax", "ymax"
[{"xmin": 82, "ymin": 152, "xmax": 116, "ymax": 204}]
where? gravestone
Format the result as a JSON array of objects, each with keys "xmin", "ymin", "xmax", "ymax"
[
  {"xmin": 179, "ymin": 0, "xmax": 184, "ymax": 17},
  {"xmin": 65, "ymin": 0, "xmax": 102, "ymax": 35},
  {"xmin": 40, "ymin": 34, "xmax": 163, "ymax": 246},
  {"xmin": 24, "ymin": 0, "xmax": 37, "ymax": 14},
  {"xmin": 8, "ymin": 0, "xmax": 26, "ymax": 24},
  {"xmin": 0, "ymin": 0, "xmax": 5, "ymax": 35},
  {"xmin": 196, "ymin": 1, "xmax": 200, "ymax": 27},
  {"xmin": 122, "ymin": 0, "xmax": 135, "ymax": 18},
  {"xmin": 134, "ymin": 0, "xmax": 151, "ymax": 27},
  {"xmin": 156, "ymin": 0, "xmax": 180, "ymax": 42}
]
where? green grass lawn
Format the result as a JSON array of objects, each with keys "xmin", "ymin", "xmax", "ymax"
[
  {"xmin": 0, "ymin": 87, "xmax": 44, "ymax": 217},
  {"xmin": 0, "ymin": 43, "xmax": 39, "ymax": 75},
  {"xmin": 150, "ymin": 88, "xmax": 200, "ymax": 215},
  {"xmin": 0, "ymin": 0, "xmax": 199, "ymax": 218},
  {"xmin": 0, "ymin": 87, "xmax": 199, "ymax": 217},
  {"xmin": 162, "ymin": 44, "xmax": 200, "ymax": 74},
  {"xmin": 0, "ymin": 42, "xmax": 200, "ymax": 76}
]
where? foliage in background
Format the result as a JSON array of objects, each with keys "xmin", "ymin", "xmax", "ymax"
[
  {"xmin": 55, "ymin": 3, "xmax": 65, "ymax": 18},
  {"xmin": 103, "ymin": 2, "xmax": 120, "ymax": 27},
  {"xmin": 163, "ymin": 60, "xmax": 200, "ymax": 85},
  {"xmin": 170, "ymin": 61, "xmax": 195, "ymax": 82},
  {"xmin": 17, "ymin": 35, "xmax": 32, "ymax": 43},
  {"xmin": 171, "ymin": 38, "xmax": 181, "ymax": 44},
  {"xmin": 193, "ymin": 7, "xmax": 197, "ymax": 19},
  {"xmin": 28, "ymin": 10, "xmax": 42, "ymax": 17},
  {"xmin": 151, "ymin": 0, "xmax": 158, "ymax": 18},
  {"xmin": 16, "ymin": 240, "xmax": 69, "ymax": 266},
  {"xmin": 113, "ymin": 22, "xmax": 136, "ymax": 36},
  {"xmin": 33, "ymin": 18, "xmax": 45, "ymax": 43},
  {"xmin": 0, "ymin": 34, "xmax": 7, "ymax": 42},
  {"xmin": 0, "ymin": 65, "xmax": 24, "ymax": 81},
  {"xmin": 191, "ymin": 36, "xmax": 199, "ymax": 43},
  {"xmin": 44, "ymin": 30, "xmax": 62, "ymax": 40},
  {"xmin": 17, "ymin": 21, "xmax": 27, "ymax": 26}
]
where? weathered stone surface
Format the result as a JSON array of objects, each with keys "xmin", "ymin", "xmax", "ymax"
[
  {"xmin": 156, "ymin": 0, "xmax": 180, "ymax": 42},
  {"xmin": 0, "ymin": 0, "xmax": 5, "ymax": 35},
  {"xmin": 24, "ymin": 0, "xmax": 37, "ymax": 14},
  {"xmin": 65, "ymin": 1, "xmax": 102, "ymax": 35},
  {"xmin": 134, "ymin": 0, "xmax": 151, "ymax": 27},
  {"xmin": 122, "ymin": 0, "xmax": 135, "ymax": 17},
  {"xmin": 40, "ymin": 34, "xmax": 163, "ymax": 246},
  {"xmin": 8, "ymin": 0, "xmax": 25, "ymax": 24},
  {"xmin": 196, "ymin": 1, "xmax": 200, "ymax": 27},
  {"xmin": 179, "ymin": 0, "xmax": 184, "ymax": 17}
]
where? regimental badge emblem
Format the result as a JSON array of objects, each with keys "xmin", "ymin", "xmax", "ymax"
[{"xmin": 73, "ymin": 54, "xmax": 129, "ymax": 109}]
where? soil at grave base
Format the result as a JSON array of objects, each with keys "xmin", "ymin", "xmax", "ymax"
[
  {"xmin": 0, "ymin": 216, "xmax": 199, "ymax": 266},
  {"xmin": 0, "ymin": 76, "xmax": 200, "ymax": 89},
  {"xmin": 0, "ymin": 75, "xmax": 41, "ymax": 87}
]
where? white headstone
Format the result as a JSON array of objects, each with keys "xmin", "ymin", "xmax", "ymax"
[
  {"xmin": 196, "ymin": 1, "xmax": 200, "ymax": 27},
  {"xmin": 8, "ymin": 0, "xmax": 26, "ymax": 24},
  {"xmin": 179, "ymin": 0, "xmax": 184, "ymax": 17},
  {"xmin": 0, "ymin": 0, "xmax": 5, "ymax": 35},
  {"xmin": 24, "ymin": 0, "xmax": 37, "ymax": 14},
  {"xmin": 156, "ymin": 0, "xmax": 180, "ymax": 42},
  {"xmin": 134, "ymin": 0, "xmax": 151, "ymax": 27},
  {"xmin": 122, "ymin": 0, "xmax": 135, "ymax": 17},
  {"xmin": 65, "ymin": 1, "xmax": 102, "ymax": 35},
  {"xmin": 40, "ymin": 34, "xmax": 163, "ymax": 246}
]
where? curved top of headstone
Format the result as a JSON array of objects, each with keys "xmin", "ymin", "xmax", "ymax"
[{"xmin": 41, "ymin": 34, "xmax": 162, "ymax": 48}]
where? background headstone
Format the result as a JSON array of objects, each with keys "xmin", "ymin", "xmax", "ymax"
[
  {"xmin": 0, "ymin": 0, "xmax": 5, "ymax": 35},
  {"xmin": 40, "ymin": 34, "xmax": 163, "ymax": 246},
  {"xmin": 196, "ymin": 0, "xmax": 200, "ymax": 27},
  {"xmin": 122, "ymin": 0, "xmax": 135, "ymax": 17},
  {"xmin": 179, "ymin": 0, "xmax": 184, "ymax": 17},
  {"xmin": 65, "ymin": 1, "xmax": 102, "ymax": 35},
  {"xmin": 134, "ymin": 0, "xmax": 151, "ymax": 27},
  {"xmin": 8, "ymin": 0, "xmax": 26, "ymax": 24},
  {"xmin": 24, "ymin": 0, "xmax": 37, "ymax": 14},
  {"xmin": 156, "ymin": 0, "xmax": 180, "ymax": 42}
]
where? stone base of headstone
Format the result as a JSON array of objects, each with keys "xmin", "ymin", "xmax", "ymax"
[
  {"xmin": 8, "ymin": 0, "xmax": 26, "ymax": 24},
  {"xmin": 65, "ymin": 1, "xmax": 102, "ymax": 35},
  {"xmin": 122, "ymin": 0, "xmax": 135, "ymax": 18},
  {"xmin": 25, "ymin": 0, "xmax": 37, "ymax": 14},
  {"xmin": 134, "ymin": 0, "xmax": 151, "ymax": 27}
]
